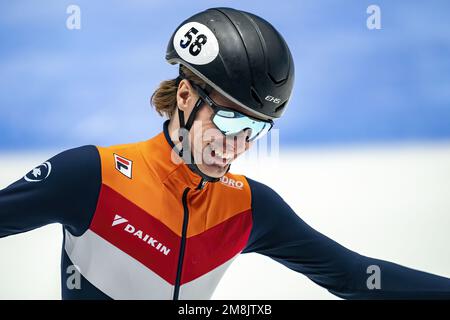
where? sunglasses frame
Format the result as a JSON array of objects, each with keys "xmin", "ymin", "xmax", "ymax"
[{"xmin": 191, "ymin": 83, "xmax": 274, "ymax": 142}]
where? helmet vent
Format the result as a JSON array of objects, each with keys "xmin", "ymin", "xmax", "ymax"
[
  {"xmin": 268, "ymin": 72, "xmax": 287, "ymax": 85},
  {"xmin": 250, "ymin": 87, "xmax": 263, "ymax": 107}
]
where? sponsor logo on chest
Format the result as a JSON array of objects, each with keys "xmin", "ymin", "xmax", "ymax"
[
  {"xmin": 220, "ymin": 175, "xmax": 244, "ymax": 190},
  {"xmin": 111, "ymin": 215, "xmax": 171, "ymax": 256}
]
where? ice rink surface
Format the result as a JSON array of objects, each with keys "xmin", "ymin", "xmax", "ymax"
[{"xmin": 0, "ymin": 142, "xmax": 449, "ymax": 299}]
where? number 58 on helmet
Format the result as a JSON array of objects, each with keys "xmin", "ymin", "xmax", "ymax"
[{"xmin": 165, "ymin": 7, "xmax": 295, "ymax": 120}]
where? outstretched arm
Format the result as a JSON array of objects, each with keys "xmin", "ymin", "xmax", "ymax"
[
  {"xmin": 0, "ymin": 146, "xmax": 101, "ymax": 238},
  {"xmin": 242, "ymin": 177, "xmax": 450, "ymax": 299}
]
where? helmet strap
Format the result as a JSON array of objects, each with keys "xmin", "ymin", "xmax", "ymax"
[{"xmin": 176, "ymin": 99, "xmax": 221, "ymax": 183}]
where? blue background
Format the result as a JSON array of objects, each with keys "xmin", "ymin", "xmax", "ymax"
[{"xmin": 1, "ymin": 0, "xmax": 449, "ymax": 150}]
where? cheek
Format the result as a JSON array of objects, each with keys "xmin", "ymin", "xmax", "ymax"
[
  {"xmin": 196, "ymin": 104, "xmax": 213, "ymax": 122},
  {"xmin": 189, "ymin": 109, "xmax": 219, "ymax": 149},
  {"xmin": 234, "ymin": 138, "xmax": 252, "ymax": 155}
]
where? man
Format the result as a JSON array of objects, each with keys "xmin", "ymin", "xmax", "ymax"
[{"xmin": 1, "ymin": 7, "xmax": 449, "ymax": 300}]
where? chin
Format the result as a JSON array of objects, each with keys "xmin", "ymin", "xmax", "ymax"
[{"xmin": 197, "ymin": 163, "xmax": 229, "ymax": 179}]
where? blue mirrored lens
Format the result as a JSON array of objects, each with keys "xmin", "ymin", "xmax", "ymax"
[{"xmin": 212, "ymin": 111, "xmax": 272, "ymax": 141}]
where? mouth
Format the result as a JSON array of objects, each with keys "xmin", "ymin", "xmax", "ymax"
[{"xmin": 204, "ymin": 144, "xmax": 234, "ymax": 168}]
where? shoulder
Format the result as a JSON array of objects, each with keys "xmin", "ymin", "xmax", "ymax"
[
  {"xmin": 212, "ymin": 173, "xmax": 281, "ymax": 207},
  {"xmin": 243, "ymin": 176, "xmax": 281, "ymax": 206},
  {"xmin": 96, "ymin": 141, "xmax": 142, "ymax": 169},
  {"xmin": 25, "ymin": 145, "xmax": 101, "ymax": 186},
  {"xmin": 241, "ymin": 176, "xmax": 296, "ymax": 222},
  {"xmin": 14, "ymin": 145, "xmax": 103, "ymax": 236},
  {"xmin": 96, "ymin": 141, "xmax": 144, "ymax": 181},
  {"xmin": 96, "ymin": 141, "xmax": 141, "ymax": 158},
  {"xmin": 48, "ymin": 145, "xmax": 99, "ymax": 164}
]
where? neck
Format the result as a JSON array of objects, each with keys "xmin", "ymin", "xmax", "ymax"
[
  {"xmin": 164, "ymin": 117, "xmax": 221, "ymax": 184},
  {"xmin": 167, "ymin": 116, "xmax": 181, "ymax": 146}
]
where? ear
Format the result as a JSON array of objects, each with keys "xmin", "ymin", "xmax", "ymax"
[{"xmin": 176, "ymin": 79, "xmax": 197, "ymax": 113}]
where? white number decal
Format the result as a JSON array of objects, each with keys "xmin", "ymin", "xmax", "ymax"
[{"xmin": 173, "ymin": 22, "xmax": 219, "ymax": 65}]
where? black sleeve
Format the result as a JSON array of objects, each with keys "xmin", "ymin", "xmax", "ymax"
[
  {"xmin": 0, "ymin": 145, "xmax": 102, "ymax": 238},
  {"xmin": 242, "ymin": 177, "xmax": 450, "ymax": 299}
]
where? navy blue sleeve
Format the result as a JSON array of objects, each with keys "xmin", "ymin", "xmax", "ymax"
[
  {"xmin": 0, "ymin": 145, "xmax": 101, "ymax": 238},
  {"xmin": 242, "ymin": 177, "xmax": 450, "ymax": 299}
]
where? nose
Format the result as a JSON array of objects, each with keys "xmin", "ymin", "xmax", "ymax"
[
  {"xmin": 243, "ymin": 128, "xmax": 252, "ymax": 142},
  {"xmin": 221, "ymin": 129, "xmax": 251, "ymax": 155}
]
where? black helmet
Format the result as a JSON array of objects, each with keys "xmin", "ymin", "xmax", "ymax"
[{"xmin": 166, "ymin": 7, "xmax": 295, "ymax": 120}]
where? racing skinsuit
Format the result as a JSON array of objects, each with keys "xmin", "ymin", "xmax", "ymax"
[{"xmin": 1, "ymin": 120, "xmax": 449, "ymax": 299}]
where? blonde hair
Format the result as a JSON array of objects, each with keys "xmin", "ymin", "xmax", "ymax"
[{"xmin": 150, "ymin": 65, "xmax": 206, "ymax": 119}]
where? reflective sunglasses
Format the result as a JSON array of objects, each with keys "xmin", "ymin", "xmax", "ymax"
[{"xmin": 192, "ymin": 83, "xmax": 274, "ymax": 142}]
